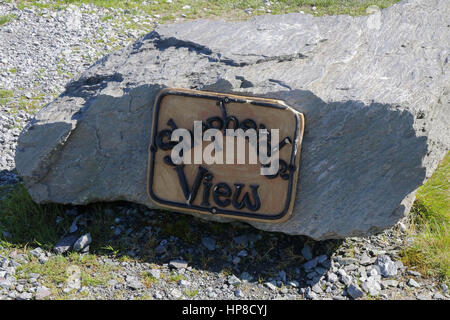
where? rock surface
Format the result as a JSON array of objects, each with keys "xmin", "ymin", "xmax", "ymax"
[{"xmin": 15, "ymin": 0, "xmax": 450, "ymax": 240}]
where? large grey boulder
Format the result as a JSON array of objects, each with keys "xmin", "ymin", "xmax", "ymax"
[{"xmin": 15, "ymin": 0, "xmax": 449, "ymax": 240}]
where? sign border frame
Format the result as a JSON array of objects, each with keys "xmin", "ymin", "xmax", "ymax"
[{"xmin": 147, "ymin": 88, "xmax": 304, "ymax": 223}]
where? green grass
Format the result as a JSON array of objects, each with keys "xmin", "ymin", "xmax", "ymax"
[
  {"xmin": 0, "ymin": 89, "xmax": 14, "ymax": 106},
  {"xmin": 13, "ymin": 0, "xmax": 401, "ymax": 21},
  {"xmin": 167, "ymin": 272, "xmax": 186, "ymax": 283},
  {"xmin": 184, "ymin": 288, "xmax": 198, "ymax": 298},
  {"xmin": 401, "ymin": 153, "xmax": 449, "ymax": 285},
  {"xmin": 0, "ymin": 184, "xmax": 70, "ymax": 251},
  {"xmin": 11, "ymin": 93, "xmax": 46, "ymax": 115},
  {"xmin": 0, "ymin": 14, "xmax": 17, "ymax": 26},
  {"xmin": 0, "ymin": 184, "xmax": 121, "ymax": 254},
  {"xmin": 0, "ymin": 89, "xmax": 14, "ymax": 99},
  {"xmin": 15, "ymin": 252, "xmax": 118, "ymax": 297},
  {"xmin": 16, "ymin": 254, "xmax": 70, "ymax": 285},
  {"xmin": 142, "ymin": 271, "xmax": 159, "ymax": 287}
]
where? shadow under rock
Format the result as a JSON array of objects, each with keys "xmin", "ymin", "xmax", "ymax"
[
  {"xmin": 45, "ymin": 200, "xmax": 343, "ymax": 289},
  {"xmin": 0, "ymin": 169, "xmax": 19, "ymax": 187},
  {"xmin": 0, "ymin": 189, "xmax": 342, "ymax": 290}
]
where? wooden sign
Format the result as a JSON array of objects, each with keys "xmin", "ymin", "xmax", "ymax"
[{"xmin": 147, "ymin": 88, "xmax": 305, "ymax": 223}]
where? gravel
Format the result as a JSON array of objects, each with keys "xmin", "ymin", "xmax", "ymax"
[
  {"xmin": 227, "ymin": 275, "xmax": 242, "ymax": 286},
  {"xmin": 408, "ymin": 279, "xmax": 421, "ymax": 288},
  {"xmin": 301, "ymin": 245, "xmax": 313, "ymax": 260},
  {"xmin": 169, "ymin": 259, "xmax": 189, "ymax": 270},
  {"xmin": 375, "ymin": 255, "xmax": 398, "ymax": 278},
  {"xmin": 35, "ymin": 286, "xmax": 51, "ymax": 300},
  {"xmin": 0, "ymin": 1, "xmax": 154, "ymax": 186},
  {"xmin": 201, "ymin": 237, "xmax": 216, "ymax": 251},
  {"xmin": 347, "ymin": 284, "xmax": 364, "ymax": 299},
  {"xmin": 73, "ymin": 233, "xmax": 92, "ymax": 252},
  {"xmin": 53, "ymin": 234, "xmax": 79, "ymax": 255},
  {"xmin": 148, "ymin": 269, "xmax": 161, "ymax": 279},
  {"xmin": 0, "ymin": 0, "xmax": 448, "ymax": 301}
]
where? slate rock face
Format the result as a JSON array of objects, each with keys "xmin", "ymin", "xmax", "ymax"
[{"xmin": 15, "ymin": 0, "xmax": 449, "ymax": 240}]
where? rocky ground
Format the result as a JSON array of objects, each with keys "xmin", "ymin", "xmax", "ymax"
[{"xmin": 0, "ymin": 1, "xmax": 448, "ymax": 300}]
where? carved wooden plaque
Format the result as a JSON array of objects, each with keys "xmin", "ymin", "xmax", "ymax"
[{"xmin": 147, "ymin": 88, "xmax": 305, "ymax": 223}]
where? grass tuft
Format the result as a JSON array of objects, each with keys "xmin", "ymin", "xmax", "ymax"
[
  {"xmin": 142, "ymin": 271, "xmax": 159, "ymax": 287},
  {"xmin": 14, "ymin": 0, "xmax": 401, "ymax": 22},
  {"xmin": 401, "ymin": 153, "xmax": 449, "ymax": 285},
  {"xmin": 0, "ymin": 14, "xmax": 17, "ymax": 26},
  {"xmin": 0, "ymin": 89, "xmax": 14, "ymax": 106},
  {"xmin": 15, "ymin": 252, "xmax": 117, "ymax": 296},
  {"xmin": 0, "ymin": 184, "xmax": 70, "ymax": 251},
  {"xmin": 0, "ymin": 89, "xmax": 14, "ymax": 99},
  {"xmin": 184, "ymin": 288, "xmax": 198, "ymax": 298}
]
